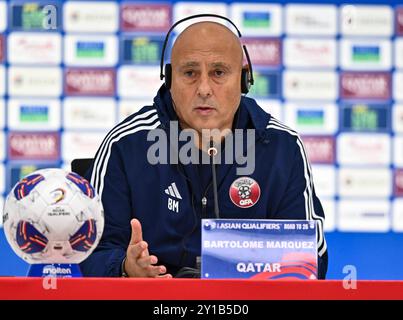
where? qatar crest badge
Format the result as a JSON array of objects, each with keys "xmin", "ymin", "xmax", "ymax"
[{"xmin": 229, "ymin": 177, "xmax": 261, "ymax": 208}]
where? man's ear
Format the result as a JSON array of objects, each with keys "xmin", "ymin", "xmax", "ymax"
[{"xmin": 241, "ymin": 64, "xmax": 251, "ymax": 94}]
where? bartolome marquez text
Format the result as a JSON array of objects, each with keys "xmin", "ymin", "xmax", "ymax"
[{"xmin": 203, "ymin": 240, "xmax": 315, "ymax": 249}]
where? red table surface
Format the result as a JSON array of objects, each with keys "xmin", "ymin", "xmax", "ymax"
[{"xmin": 0, "ymin": 278, "xmax": 402, "ymax": 300}]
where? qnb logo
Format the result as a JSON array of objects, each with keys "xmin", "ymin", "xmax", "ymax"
[{"xmin": 165, "ymin": 182, "xmax": 182, "ymax": 213}]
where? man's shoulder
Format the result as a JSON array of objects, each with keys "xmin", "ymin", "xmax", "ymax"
[
  {"xmin": 104, "ymin": 104, "xmax": 161, "ymax": 146},
  {"xmin": 119, "ymin": 105, "xmax": 159, "ymax": 125},
  {"xmin": 264, "ymin": 116, "xmax": 300, "ymax": 142}
]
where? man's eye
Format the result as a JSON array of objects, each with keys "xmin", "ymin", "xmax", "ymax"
[
  {"xmin": 214, "ymin": 70, "xmax": 225, "ymax": 77},
  {"xmin": 184, "ymin": 70, "xmax": 194, "ymax": 77}
]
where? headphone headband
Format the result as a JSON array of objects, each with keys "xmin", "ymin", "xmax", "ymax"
[{"xmin": 159, "ymin": 13, "xmax": 254, "ymax": 88}]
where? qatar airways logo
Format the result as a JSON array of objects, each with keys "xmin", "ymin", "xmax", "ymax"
[
  {"xmin": 242, "ymin": 38, "xmax": 280, "ymax": 66},
  {"xmin": 65, "ymin": 69, "xmax": 115, "ymax": 96},
  {"xmin": 397, "ymin": 8, "xmax": 403, "ymax": 35},
  {"xmin": 121, "ymin": 4, "xmax": 171, "ymax": 31},
  {"xmin": 395, "ymin": 170, "xmax": 403, "ymax": 196},
  {"xmin": 341, "ymin": 72, "xmax": 390, "ymax": 99},
  {"xmin": 0, "ymin": 35, "xmax": 4, "ymax": 62},
  {"xmin": 8, "ymin": 133, "xmax": 59, "ymax": 160},
  {"xmin": 301, "ymin": 136, "xmax": 334, "ymax": 164}
]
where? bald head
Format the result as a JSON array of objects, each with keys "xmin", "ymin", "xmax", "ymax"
[
  {"xmin": 171, "ymin": 22, "xmax": 243, "ymax": 66},
  {"xmin": 168, "ymin": 21, "xmax": 245, "ymax": 135}
]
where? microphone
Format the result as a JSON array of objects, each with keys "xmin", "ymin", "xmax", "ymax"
[
  {"xmin": 175, "ymin": 142, "xmax": 220, "ymax": 278},
  {"xmin": 208, "ymin": 140, "xmax": 220, "ymax": 219}
]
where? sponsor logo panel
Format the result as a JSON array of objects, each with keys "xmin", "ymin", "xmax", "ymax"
[
  {"xmin": 340, "ymin": 103, "xmax": 390, "ymax": 132},
  {"xmin": 338, "ymin": 200, "xmax": 390, "ymax": 232},
  {"xmin": 0, "ymin": 131, "xmax": 4, "ymax": 160},
  {"xmin": 0, "ymin": 1, "xmax": 7, "ymax": 32},
  {"xmin": 174, "ymin": 3, "xmax": 227, "ymax": 34},
  {"xmin": 64, "ymin": 35, "xmax": 118, "ymax": 67},
  {"xmin": 62, "ymin": 131, "xmax": 106, "ymax": 162},
  {"xmin": 230, "ymin": 3, "xmax": 282, "ymax": 36},
  {"xmin": 241, "ymin": 38, "xmax": 281, "ymax": 66},
  {"xmin": 121, "ymin": 3, "xmax": 171, "ymax": 32},
  {"xmin": 321, "ymin": 199, "xmax": 336, "ymax": 232},
  {"xmin": 311, "ymin": 165, "xmax": 336, "ymax": 197},
  {"xmin": 10, "ymin": 1, "xmax": 61, "ymax": 31},
  {"xmin": 302, "ymin": 136, "xmax": 335, "ymax": 164},
  {"xmin": 337, "ymin": 133, "xmax": 391, "ymax": 165},
  {"xmin": 395, "ymin": 169, "xmax": 403, "ymax": 197},
  {"xmin": 249, "ymin": 70, "xmax": 281, "ymax": 99},
  {"xmin": 392, "ymin": 199, "xmax": 403, "ymax": 232},
  {"xmin": 397, "ymin": 7, "xmax": 403, "ymax": 36},
  {"xmin": 395, "ymin": 39, "xmax": 403, "ymax": 69},
  {"xmin": 394, "ymin": 136, "xmax": 403, "ymax": 167},
  {"xmin": 7, "ymin": 99, "xmax": 61, "ymax": 131},
  {"xmin": 284, "ymin": 102, "xmax": 338, "ymax": 134},
  {"xmin": 255, "ymin": 99, "xmax": 282, "ymax": 121},
  {"xmin": 283, "ymin": 71, "xmax": 338, "ymax": 100},
  {"xmin": 64, "ymin": 1, "xmax": 118, "ymax": 33},
  {"xmin": 63, "ymin": 97, "xmax": 116, "ymax": 129},
  {"xmin": 119, "ymin": 99, "xmax": 154, "ymax": 121},
  {"xmin": 8, "ymin": 66, "xmax": 62, "ymax": 97},
  {"xmin": 0, "ymin": 164, "xmax": 4, "ymax": 194},
  {"xmin": 393, "ymin": 104, "xmax": 403, "ymax": 133},
  {"xmin": 394, "ymin": 72, "xmax": 403, "ymax": 101},
  {"xmin": 118, "ymin": 66, "xmax": 161, "ymax": 99},
  {"xmin": 340, "ymin": 72, "xmax": 391, "ymax": 100},
  {"xmin": 284, "ymin": 38, "xmax": 336, "ymax": 68},
  {"xmin": 0, "ymin": 65, "xmax": 5, "ymax": 96},
  {"xmin": 8, "ymin": 132, "xmax": 60, "ymax": 160},
  {"xmin": 285, "ymin": 4, "xmax": 337, "ymax": 36},
  {"xmin": 0, "ymin": 197, "xmax": 3, "ymax": 227},
  {"xmin": 8, "ymin": 32, "xmax": 62, "ymax": 65},
  {"xmin": 340, "ymin": 39, "xmax": 391, "ymax": 70},
  {"xmin": 0, "ymin": 34, "xmax": 5, "ymax": 62},
  {"xmin": 0, "ymin": 99, "xmax": 4, "ymax": 128},
  {"xmin": 341, "ymin": 5, "xmax": 393, "ymax": 36},
  {"xmin": 64, "ymin": 68, "xmax": 115, "ymax": 96},
  {"xmin": 121, "ymin": 36, "xmax": 164, "ymax": 65},
  {"xmin": 338, "ymin": 168, "xmax": 391, "ymax": 197}
]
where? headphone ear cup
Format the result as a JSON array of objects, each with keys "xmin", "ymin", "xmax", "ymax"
[
  {"xmin": 241, "ymin": 68, "xmax": 250, "ymax": 94},
  {"xmin": 164, "ymin": 63, "xmax": 172, "ymax": 89}
]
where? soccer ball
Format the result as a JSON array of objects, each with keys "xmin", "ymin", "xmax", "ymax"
[{"xmin": 2, "ymin": 168, "xmax": 104, "ymax": 264}]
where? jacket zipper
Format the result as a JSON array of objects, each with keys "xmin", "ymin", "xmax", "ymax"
[{"xmin": 201, "ymin": 182, "xmax": 213, "ymax": 218}]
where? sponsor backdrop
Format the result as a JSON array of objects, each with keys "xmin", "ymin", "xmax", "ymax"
[{"xmin": 0, "ymin": 0, "xmax": 403, "ymax": 279}]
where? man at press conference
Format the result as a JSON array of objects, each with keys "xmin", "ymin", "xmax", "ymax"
[{"xmin": 80, "ymin": 15, "xmax": 328, "ymax": 279}]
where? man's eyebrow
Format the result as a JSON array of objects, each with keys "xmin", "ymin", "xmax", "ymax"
[
  {"xmin": 178, "ymin": 61, "xmax": 200, "ymax": 69},
  {"xmin": 210, "ymin": 62, "xmax": 232, "ymax": 70}
]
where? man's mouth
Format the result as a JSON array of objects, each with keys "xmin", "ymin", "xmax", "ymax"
[{"xmin": 194, "ymin": 106, "xmax": 215, "ymax": 115}]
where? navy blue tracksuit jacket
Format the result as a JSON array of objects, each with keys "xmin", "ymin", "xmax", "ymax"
[{"xmin": 80, "ymin": 85, "xmax": 328, "ymax": 279}]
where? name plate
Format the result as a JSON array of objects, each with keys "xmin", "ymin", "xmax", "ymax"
[{"xmin": 201, "ymin": 219, "xmax": 317, "ymax": 280}]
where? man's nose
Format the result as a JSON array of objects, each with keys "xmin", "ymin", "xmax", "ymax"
[{"xmin": 197, "ymin": 73, "xmax": 213, "ymax": 98}]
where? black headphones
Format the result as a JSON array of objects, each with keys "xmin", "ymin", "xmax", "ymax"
[{"xmin": 159, "ymin": 14, "xmax": 254, "ymax": 94}]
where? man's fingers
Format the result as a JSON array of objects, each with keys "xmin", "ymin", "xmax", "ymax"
[
  {"xmin": 129, "ymin": 218, "xmax": 143, "ymax": 245},
  {"xmin": 146, "ymin": 265, "xmax": 168, "ymax": 277},
  {"xmin": 137, "ymin": 255, "xmax": 158, "ymax": 269},
  {"xmin": 129, "ymin": 241, "xmax": 148, "ymax": 259}
]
